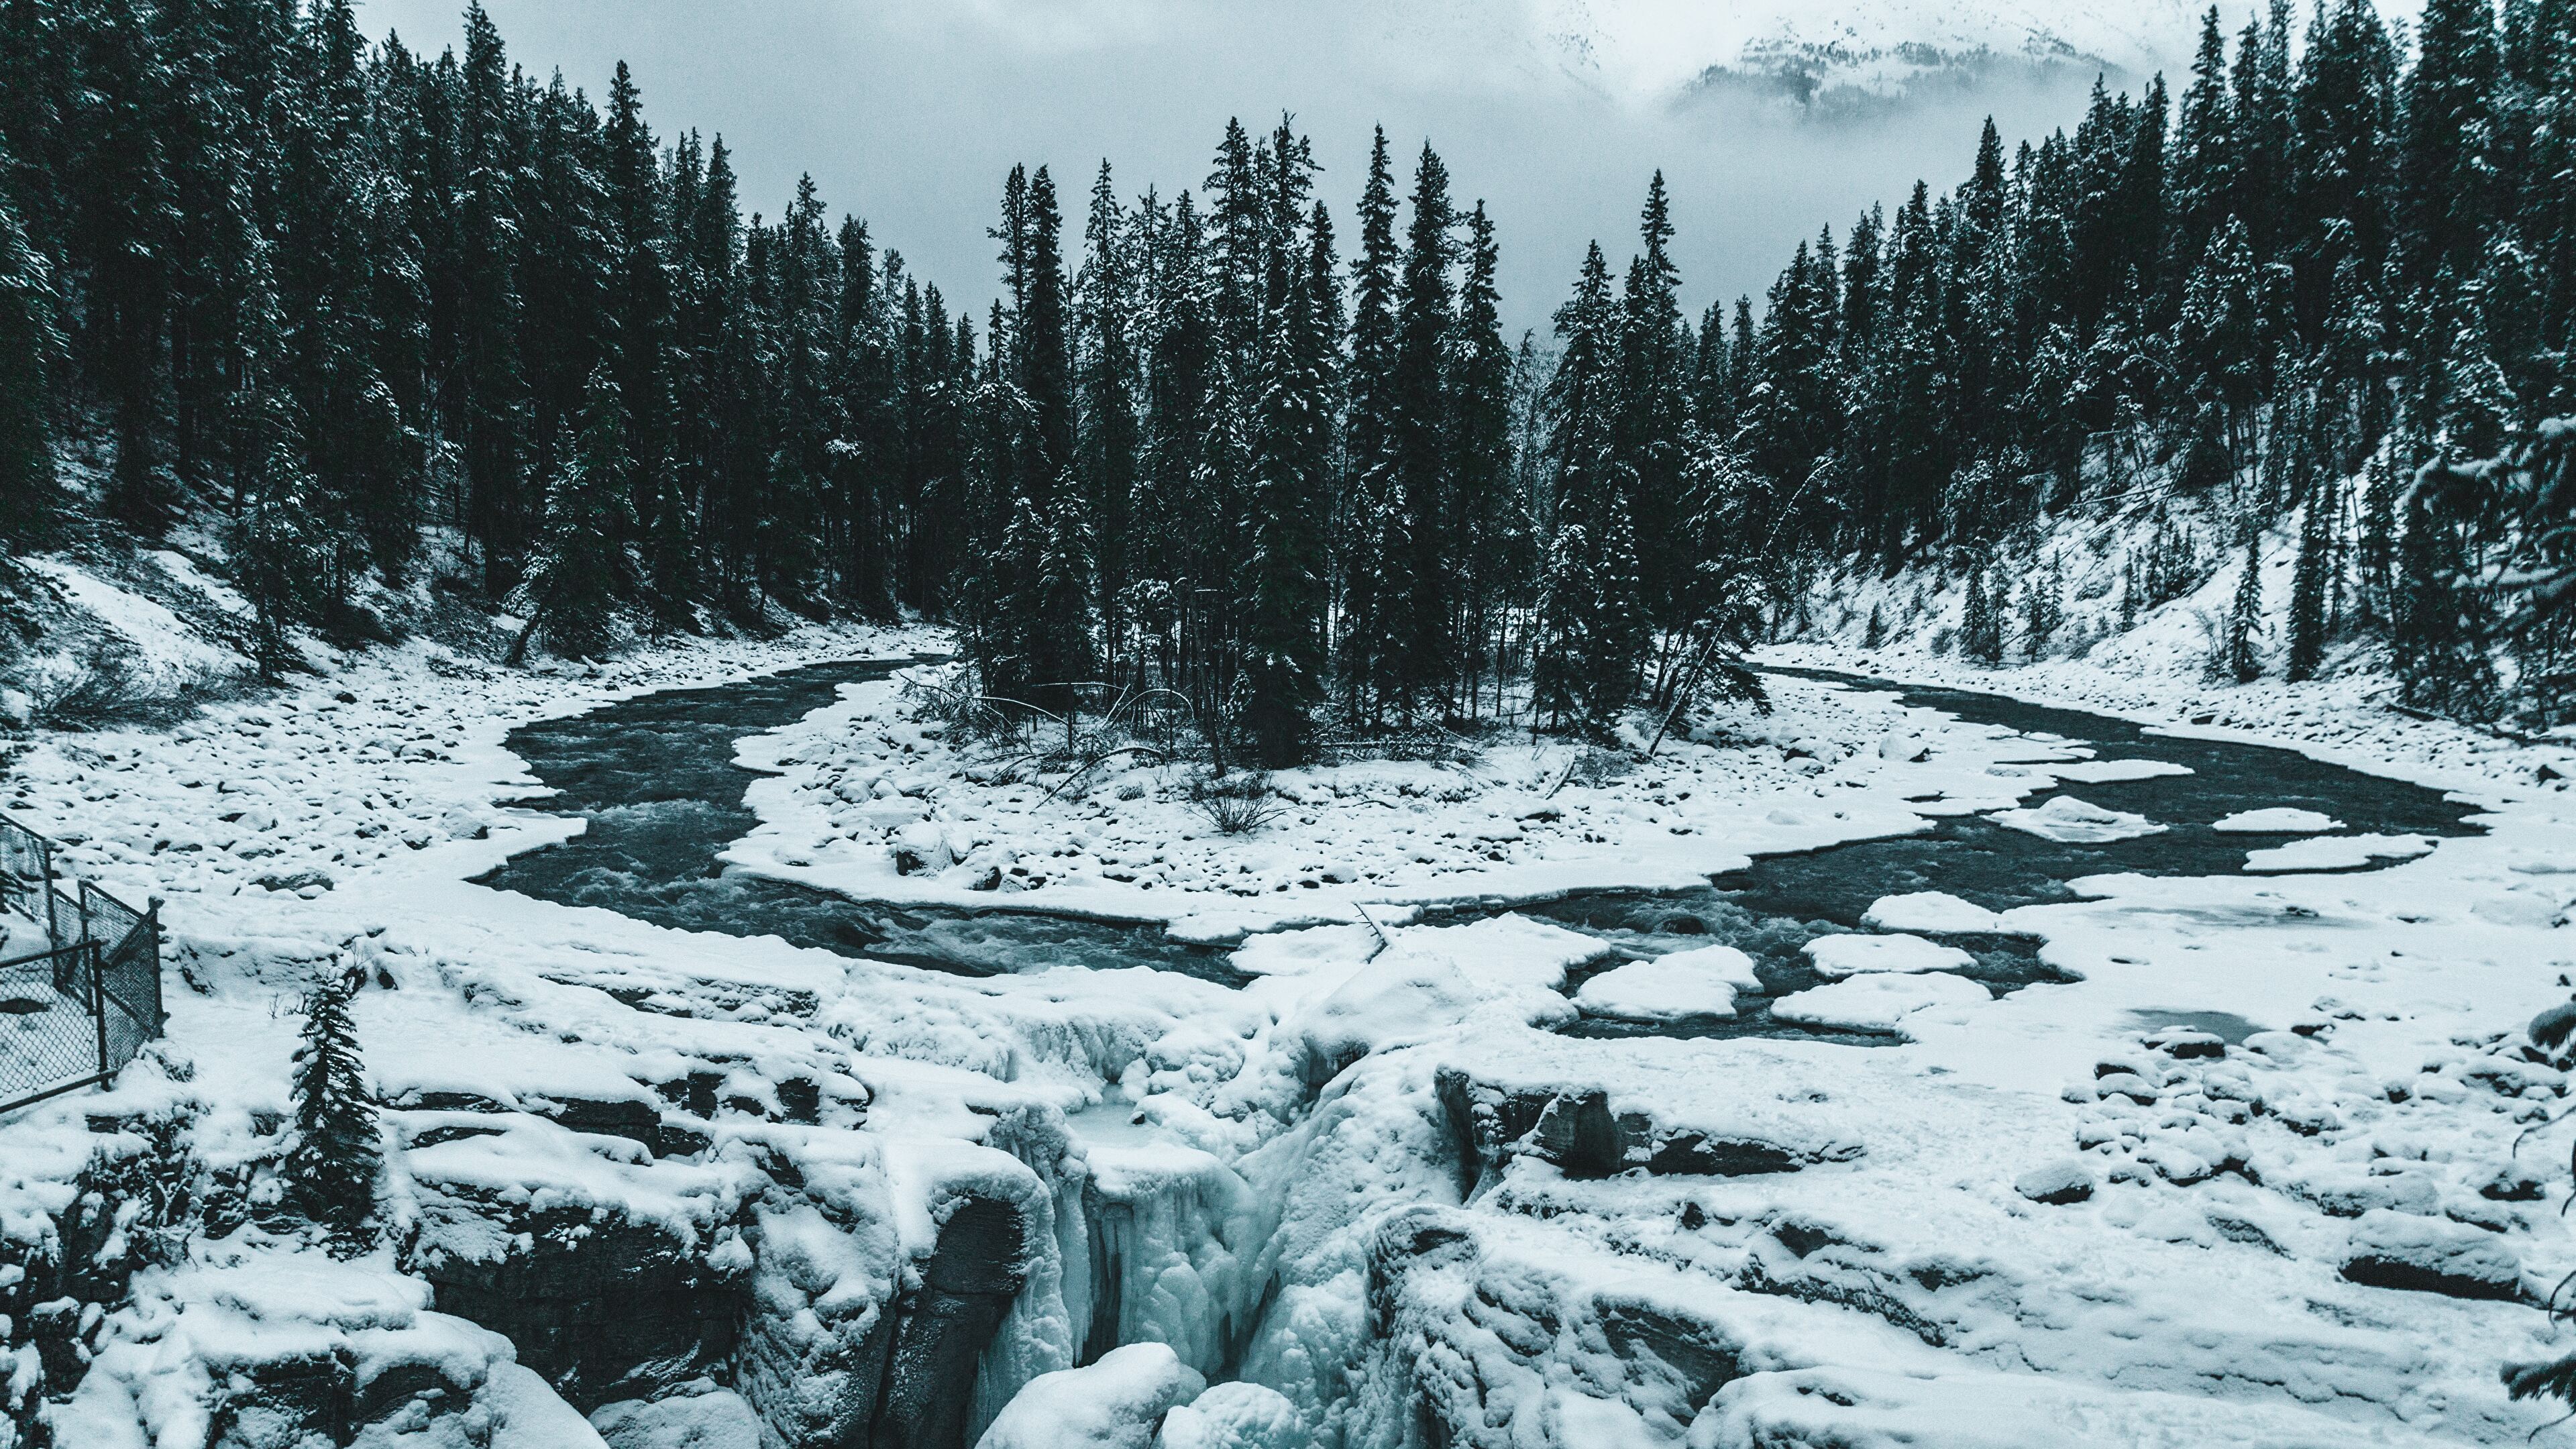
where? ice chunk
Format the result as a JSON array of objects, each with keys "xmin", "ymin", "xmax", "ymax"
[
  {"xmin": 1987, "ymin": 794, "xmax": 2167, "ymax": 843},
  {"xmin": 1573, "ymin": 946, "xmax": 1760, "ymax": 1021},
  {"xmin": 1770, "ymin": 972, "xmax": 1988, "ymax": 1034},
  {"xmin": 1860, "ymin": 891, "xmax": 2004, "ymax": 934},
  {"xmin": 1801, "ymin": 933, "xmax": 1974, "ymax": 978},
  {"xmin": 2046, "ymin": 759, "xmax": 2194, "ymax": 783},
  {"xmin": 2211, "ymin": 806, "xmax": 2344, "ymax": 833},
  {"xmin": 2243, "ymin": 833, "xmax": 2433, "ymax": 872},
  {"xmin": 977, "ymin": 1342, "xmax": 1205, "ymax": 1448}
]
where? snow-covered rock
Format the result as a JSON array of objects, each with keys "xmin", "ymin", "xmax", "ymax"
[
  {"xmin": 1987, "ymin": 794, "xmax": 2166, "ymax": 843},
  {"xmin": 1859, "ymin": 890, "xmax": 2004, "ymax": 933},
  {"xmin": 976, "ymin": 1342, "xmax": 1205, "ymax": 1449},
  {"xmin": 1770, "ymin": 971, "xmax": 1989, "ymax": 1034},
  {"xmin": 1800, "ymin": 932, "xmax": 1974, "ymax": 978},
  {"xmin": 1573, "ymin": 945, "xmax": 1762, "ymax": 1020}
]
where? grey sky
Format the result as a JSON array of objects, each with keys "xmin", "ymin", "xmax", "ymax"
[{"xmin": 355, "ymin": 0, "xmax": 2180, "ymax": 337}]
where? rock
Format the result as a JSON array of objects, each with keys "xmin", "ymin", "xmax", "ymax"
[
  {"xmin": 592, "ymin": 1385, "xmax": 765, "ymax": 1448},
  {"xmin": 2015, "ymin": 1161, "xmax": 2096, "ymax": 1205},
  {"xmin": 2145, "ymin": 1029, "xmax": 2225, "ymax": 1060},
  {"xmin": 1434, "ymin": 1068, "xmax": 1841, "ymax": 1196},
  {"xmin": 878, "ymin": 1194, "xmax": 1030, "ymax": 1449},
  {"xmin": 407, "ymin": 1193, "xmax": 748, "ymax": 1409},
  {"xmin": 2340, "ymin": 1209, "xmax": 2524, "ymax": 1300}
]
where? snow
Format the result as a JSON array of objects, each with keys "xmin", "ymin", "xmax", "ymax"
[
  {"xmin": 9, "ymin": 579, "xmax": 2576, "ymax": 1448},
  {"xmin": 976, "ymin": 1342, "xmax": 1204, "ymax": 1448},
  {"xmin": 2045, "ymin": 758, "xmax": 2194, "ymax": 784},
  {"xmin": 1799, "ymin": 933, "xmax": 1975, "ymax": 978},
  {"xmin": 1769, "ymin": 970, "xmax": 1991, "ymax": 1034},
  {"xmin": 1987, "ymin": 794, "xmax": 2167, "ymax": 843},
  {"xmin": 722, "ymin": 661, "xmax": 2076, "ymax": 941},
  {"xmin": 2214, "ymin": 808, "xmax": 2345, "ymax": 834},
  {"xmin": 1573, "ymin": 945, "xmax": 1762, "ymax": 1020},
  {"xmin": 1860, "ymin": 891, "xmax": 2008, "ymax": 934},
  {"xmin": 1157, "ymin": 1382, "xmax": 1306, "ymax": 1449},
  {"xmin": 2243, "ymin": 833, "xmax": 2436, "ymax": 873}
]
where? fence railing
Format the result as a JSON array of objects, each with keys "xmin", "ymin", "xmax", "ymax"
[{"xmin": 1, "ymin": 813, "xmax": 164, "ymax": 1115}]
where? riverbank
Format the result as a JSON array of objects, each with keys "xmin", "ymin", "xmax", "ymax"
[{"xmin": 3, "ymin": 624, "xmax": 2572, "ymax": 1446}]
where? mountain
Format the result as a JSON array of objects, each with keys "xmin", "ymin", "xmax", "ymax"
[{"xmin": 1524, "ymin": 0, "xmax": 2412, "ymax": 109}]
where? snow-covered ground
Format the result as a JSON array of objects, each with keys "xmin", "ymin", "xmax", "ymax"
[{"xmin": 5, "ymin": 543, "xmax": 2576, "ymax": 1446}]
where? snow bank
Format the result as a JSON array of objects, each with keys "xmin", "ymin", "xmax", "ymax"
[{"xmin": 2243, "ymin": 833, "xmax": 2434, "ymax": 872}]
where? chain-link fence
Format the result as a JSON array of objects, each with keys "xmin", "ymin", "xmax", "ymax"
[{"xmin": 1, "ymin": 813, "xmax": 162, "ymax": 1114}]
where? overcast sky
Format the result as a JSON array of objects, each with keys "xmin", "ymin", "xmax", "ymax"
[{"xmin": 355, "ymin": 0, "xmax": 2178, "ymax": 337}]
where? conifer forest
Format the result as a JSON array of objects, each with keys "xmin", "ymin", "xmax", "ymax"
[{"xmin": 6, "ymin": 0, "xmax": 2569, "ymax": 747}]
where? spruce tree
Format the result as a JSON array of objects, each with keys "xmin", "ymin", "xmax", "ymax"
[
  {"xmin": 516, "ymin": 370, "xmax": 637, "ymax": 660},
  {"xmin": 1381, "ymin": 142, "xmax": 1458, "ymax": 723},
  {"xmin": 2288, "ymin": 475, "xmax": 2336, "ymax": 680},
  {"xmin": 1962, "ymin": 566, "xmax": 2002, "ymax": 665},
  {"xmin": 2226, "ymin": 539, "xmax": 2265, "ymax": 682},
  {"xmin": 0, "ymin": 180, "xmax": 59, "ymax": 548},
  {"xmin": 287, "ymin": 967, "xmax": 380, "ymax": 1248}
]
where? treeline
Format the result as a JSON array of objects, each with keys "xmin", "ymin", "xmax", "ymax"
[
  {"xmin": 1697, "ymin": 0, "xmax": 2573, "ymax": 720},
  {"xmin": 0, "ymin": 0, "xmax": 990, "ymax": 663},
  {"xmin": 2, "ymin": 0, "xmax": 2566, "ymax": 743}
]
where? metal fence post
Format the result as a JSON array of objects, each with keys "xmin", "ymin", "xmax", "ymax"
[
  {"xmin": 40, "ymin": 837, "xmax": 60, "ymax": 951},
  {"xmin": 90, "ymin": 944, "xmax": 109, "ymax": 1077}
]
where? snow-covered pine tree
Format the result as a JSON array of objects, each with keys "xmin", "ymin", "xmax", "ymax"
[
  {"xmin": 1529, "ymin": 523, "xmax": 1589, "ymax": 733},
  {"xmin": 1962, "ymin": 566, "xmax": 2000, "ymax": 665},
  {"xmin": 1862, "ymin": 603, "xmax": 1886, "ymax": 649},
  {"xmin": 287, "ymin": 966, "xmax": 380, "ymax": 1247},
  {"xmin": 0, "ymin": 179, "xmax": 58, "ymax": 548},
  {"xmin": 2023, "ymin": 554, "xmax": 2065, "ymax": 659},
  {"xmin": 1238, "ymin": 200, "xmax": 1332, "ymax": 767},
  {"xmin": 515, "ymin": 370, "xmax": 637, "ymax": 661},
  {"xmin": 2226, "ymin": 539, "xmax": 2265, "ymax": 682},
  {"xmin": 2287, "ymin": 476, "xmax": 2336, "ymax": 680},
  {"xmin": 235, "ymin": 413, "xmax": 329, "ymax": 682}
]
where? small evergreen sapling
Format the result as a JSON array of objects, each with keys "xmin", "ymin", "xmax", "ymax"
[{"xmin": 287, "ymin": 967, "xmax": 380, "ymax": 1247}]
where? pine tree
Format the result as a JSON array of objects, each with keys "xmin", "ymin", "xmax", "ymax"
[
  {"xmin": 2226, "ymin": 539, "xmax": 2265, "ymax": 682},
  {"xmin": 287, "ymin": 965, "xmax": 379, "ymax": 1247},
  {"xmin": 515, "ymin": 370, "xmax": 637, "ymax": 660},
  {"xmin": 0, "ymin": 180, "xmax": 59, "ymax": 547},
  {"xmin": 1962, "ymin": 566, "xmax": 2002, "ymax": 665},
  {"xmin": 1381, "ymin": 141, "xmax": 1458, "ymax": 722},
  {"xmin": 1238, "ymin": 145, "xmax": 1332, "ymax": 767},
  {"xmin": 2288, "ymin": 474, "xmax": 2337, "ymax": 680},
  {"xmin": 1449, "ymin": 201, "xmax": 1521, "ymax": 719},
  {"xmin": 235, "ymin": 417, "xmax": 327, "ymax": 682}
]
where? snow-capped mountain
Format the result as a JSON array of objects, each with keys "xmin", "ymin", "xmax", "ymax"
[{"xmin": 1525, "ymin": 0, "xmax": 2337, "ymax": 107}]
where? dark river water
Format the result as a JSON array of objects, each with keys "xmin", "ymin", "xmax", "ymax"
[{"xmin": 475, "ymin": 659, "xmax": 2485, "ymax": 1042}]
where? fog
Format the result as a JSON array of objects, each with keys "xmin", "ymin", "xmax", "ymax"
[{"xmin": 355, "ymin": 0, "xmax": 2155, "ymax": 337}]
